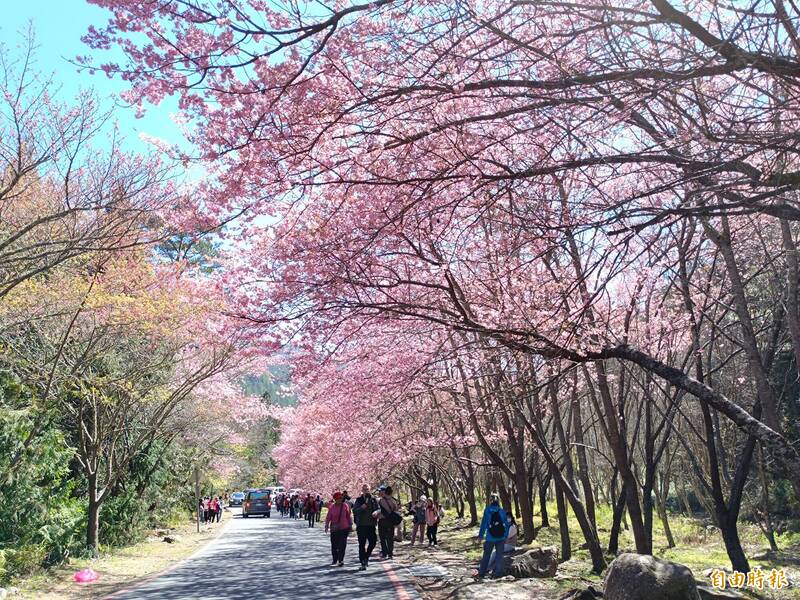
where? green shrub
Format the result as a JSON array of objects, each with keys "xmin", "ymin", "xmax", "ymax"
[
  {"xmin": 3, "ymin": 544, "xmax": 47, "ymax": 580},
  {"xmin": 0, "ymin": 372, "xmax": 82, "ymax": 576}
]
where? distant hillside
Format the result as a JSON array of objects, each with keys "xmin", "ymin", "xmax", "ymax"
[{"xmin": 241, "ymin": 365, "xmax": 297, "ymax": 407}]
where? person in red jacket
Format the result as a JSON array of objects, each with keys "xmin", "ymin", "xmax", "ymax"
[
  {"xmin": 304, "ymin": 493, "xmax": 317, "ymax": 528},
  {"xmin": 325, "ymin": 491, "xmax": 352, "ymax": 566}
]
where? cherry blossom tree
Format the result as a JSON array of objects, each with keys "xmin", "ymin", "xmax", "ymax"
[{"xmin": 83, "ymin": 0, "xmax": 800, "ymax": 571}]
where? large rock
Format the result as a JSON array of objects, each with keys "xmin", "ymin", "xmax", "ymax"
[
  {"xmin": 505, "ymin": 546, "xmax": 559, "ymax": 578},
  {"xmin": 604, "ymin": 553, "xmax": 701, "ymax": 600}
]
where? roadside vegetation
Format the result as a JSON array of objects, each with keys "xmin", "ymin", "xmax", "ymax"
[{"xmin": 0, "ymin": 39, "xmax": 269, "ymax": 587}]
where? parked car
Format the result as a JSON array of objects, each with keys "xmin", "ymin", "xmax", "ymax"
[
  {"xmin": 242, "ymin": 489, "xmax": 272, "ymax": 518},
  {"xmin": 229, "ymin": 491, "xmax": 245, "ymax": 506}
]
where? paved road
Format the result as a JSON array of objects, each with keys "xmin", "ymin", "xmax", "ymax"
[{"xmin": 109, "ymin": 508, "xmax": 420, "ymax": 600}]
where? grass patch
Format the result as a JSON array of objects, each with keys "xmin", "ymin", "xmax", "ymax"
[{"xmin": 435, "ymin": 502, "xmax": 799, "ymax": 599}]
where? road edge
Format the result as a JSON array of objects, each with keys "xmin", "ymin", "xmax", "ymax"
[
  {"xmin": 102, "ymin": 516, "xmax": 235, "ymax": 600},
  {"xmin": 379, "ymin": 557, "xmax": 423, "ymax": 600}
]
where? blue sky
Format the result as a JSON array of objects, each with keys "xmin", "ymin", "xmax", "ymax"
[{"xmin": 1, "ymin": 0, "xmax": 186, "ymax": 156}]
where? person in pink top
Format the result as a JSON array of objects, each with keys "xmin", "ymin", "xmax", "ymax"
[
  {"xmin": 325, "ymin": 491, "xmax": 352, "ymax": 566},
  {"xmin": 425, "ymin": 499, "xmax": 441, "ymax": 546}
]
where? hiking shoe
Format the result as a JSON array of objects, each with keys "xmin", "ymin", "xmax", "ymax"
[
  {"xmin": 338, "ymin": 561, "xmax": 344, "ymax": 567},
  {"xmin": 359, "ymin": 565, "xmax": 366, "ymax": 571}
]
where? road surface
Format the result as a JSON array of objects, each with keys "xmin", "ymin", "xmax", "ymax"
[{"xmin": 109, "ymin": 508, "xmax": 420, "ymax": 600}]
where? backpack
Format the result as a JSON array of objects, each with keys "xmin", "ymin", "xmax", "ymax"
[
  {"xmin": 488, "ymin": 509, "xmax": 506, "ymax": 538},
  {"xmin": 381, "ymin": 498, "xmax": 403, "ymax": 526}
]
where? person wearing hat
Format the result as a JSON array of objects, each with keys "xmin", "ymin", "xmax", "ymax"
[
  {"xmin": 325, "ymin": 491, "xmax": 352, "ymax": 566},
  {"xmin": 477, "ymin": 493, "xmax": 509, "ymax": 578}
]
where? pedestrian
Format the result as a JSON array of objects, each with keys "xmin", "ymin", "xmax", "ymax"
[
  {"xmin": 353, "ymin": 484, "xmax": 379, "ymax": 570},
  {"xmin": 425, "ymin": 499, "xmax": 440, "ymax": 546},
  {"xmin": 410, "ymin": 497, "xmax": 426, "ymax": 546},
  {"xmin": 377, "ymin": 485, "xmax": 401, "ymax": 559},
  {"xmin": 316, "ymin": 495, "xmax": 323, "ymax": 522},
  {"xmin": 487, "ymin": 513, "xmax": 517, "ymax": 573},
  {"xmin": 198, "ymin": 498, "xmax": 206, "ymax": 523},
  {"xmin": 305, "ymin": 493, "xmax": 317, "ymax": 528},
  {"xmin": 212, "ymin": 496, "xmax": 222, "ymax": 523},
  {"xmin": 477, "ymin": 494, "xmax": 509, "ymax": 579},
  {"xmin": 325, "ymin": 491, "xmax": 352, "ymax": 567},
  {"xmin": 202, "ymin": 497, "xmax": 210, "ymax": 523},
  {"xmin": 289, "ymin": 495, "xmax": 296, "ymax": 519}
]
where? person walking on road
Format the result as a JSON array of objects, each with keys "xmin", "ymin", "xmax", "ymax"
[
  {"xmin": 425, "ymin": 499, "xmax": 440, "ymax": 546},
  {"xmin": 325, "ymin": 491, "xmax": 352, "ymax": 566},
  {"xmin": 305, "ymin": 494, "xmax": 317, "ymax": 528},
  {"xmin": 487, "ymin": 513, "xmax": 517, "ymax": 573},
  {"xmin": 477, "ymin": 494, "xmax": 509, "ymax": 579},
  {"xmin": 353, "ymin": 484, "xmax": 379, "ymax": 570},
  {"xmin": 213, "ymin": 496, "xmax": 222, "ymax": 523},
  {"xmin": 410, "ymin": 497, "xmax": 426, "ymax": 546},
  {"xmin": 377, "ymin": 485, "xmax": 401, "ymax": 560}
]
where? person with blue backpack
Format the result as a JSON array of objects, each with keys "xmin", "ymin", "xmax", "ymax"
[{"xmin": 477, "ymin": 493, "xmax": 509, "ymax": 579}]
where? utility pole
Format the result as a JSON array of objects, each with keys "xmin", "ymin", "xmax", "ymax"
[{"xmin": 194, "ymin": 465, "xmax": 200, "ymax": 533}]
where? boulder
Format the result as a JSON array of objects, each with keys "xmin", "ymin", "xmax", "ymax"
[
  {"xmin": 604, "ymin": 553, "xmax": 700, "ymax": 600},
  {"xmin": 505, "ymin": 546, "xmax": 559, "ymax": 579}
]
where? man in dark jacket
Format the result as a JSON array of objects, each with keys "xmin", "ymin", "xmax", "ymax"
[{"xmin": 353, "ymin": 484, "xmax": 379, "ymax": 570}]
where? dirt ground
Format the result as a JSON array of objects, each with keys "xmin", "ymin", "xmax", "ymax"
[{"xmin": 390, "ymin": 524, "xmax": 572, "ymax": 600}]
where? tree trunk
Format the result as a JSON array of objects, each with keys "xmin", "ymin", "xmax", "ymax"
[
  {"xmin": 466, "ymin": 480, "xmax": 479, "ymax": 526},
  {"xmin": 719, "ymin": 514, "xmax": 750, "ymax": 573},
  {"xmin": 608, "ymin": 483, "xmax": 627, "ymax": 555},
  {"xmin": 514, "ymin": 473, "xmax": 535, "ymax": 543},
  {"xmin": 757, "ymin": 443, "xmax": 779, "ymax": 551},
  {"xmin": 86, "ymin": 473, "xmax": 101, "ymax": 555},
  {"xmin": 496, "ymin": 474, "xmax": 513, "ymax": 515},
  {"xmin": 539, "ymin": 474, "xmax": 550, "ymax": 528},
  {"xmin": 462, "ymin": 444, "xmax": 479, "ymax": 526},
  {"xmin": 512, "ymin": 482, "xmax": 521, "ymax": 522},
  {"xmin": 571, "ymin": 382, "xmax": 597, "ymax": 528},
  {"xmin": 654, "ymin": 488, "xmax": 675, "ymax": 548},
  {"xmin": 553, "ymin": 469, "xmax": 571, "ymax": 562},
  {"xmin": 529, "ymin": 425, "xmax": 605, "ymax": 572}
]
